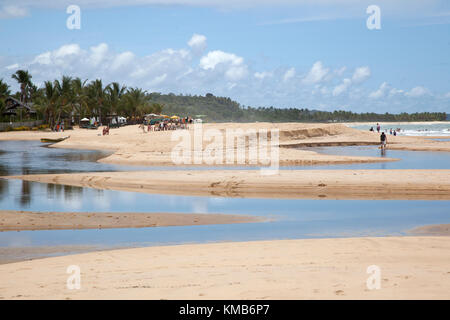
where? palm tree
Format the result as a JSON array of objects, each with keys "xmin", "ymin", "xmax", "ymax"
[
  {"xmin": 72, "ymin": 78, "xmax": 89, "ymax": 121},
  {"xmin": 53, "ymin": 76, "xmax": 76, "ymax": 126},
  {"xmin": 0, "ymin": 79, "xmax": 10, "ymax": 120},
  {"xmin": 105, "ymin": 82, "xmax": 126, "ymax": 116},
  {"xmin": 122, "ymin": 88, "xmax": 149, "ymax": 120},
  {"xmin": 34, "ymin": 81, "xmax": 58, "ymax": 128},
  {"xmin": 0, "ymin": 79, "xmax": 10, "ymax": 100},
  {"xmin": 87, "ymin": 79, "xmax": 106, "ymax": 124},
  {"xmin": 11, "ymin": 70, "xmax": 33, "ymax": 104}
]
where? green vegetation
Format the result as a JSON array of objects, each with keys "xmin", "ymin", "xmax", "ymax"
[{"xmin": 0, "ymin": 71, "xmax": 447, "ymax": 125}]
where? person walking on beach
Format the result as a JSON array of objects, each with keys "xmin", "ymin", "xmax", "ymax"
[
  {"xmin": 380, "ymin": 132, "xmax": 387, "ymax": 150},
  {"xmin": 376, "ymin": 123, "xmax": 381, "ymax": 133}
]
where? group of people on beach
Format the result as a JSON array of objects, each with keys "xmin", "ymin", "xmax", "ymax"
[
  {"xmin": 138, "ymin": 117, "xmax": 193, "ymax": 133},
  {"xmin": 52, "ymin": 122, "xmax": 65, "ymax": 132},
  {"xmin": 369, "ymin": 123, "xmax": 400, "ymax": 136}
]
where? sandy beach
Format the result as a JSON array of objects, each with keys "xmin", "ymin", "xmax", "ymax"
[
  {"xmin": 1, "ymin": 123, "xmax": 449, "ymax": 166},
  {"xmin": 6, "ymin": 169, "xmax": 450, "ymax": 200},
  {"xmin": 1, "ymin": 122, "xmax": 449, "ymax": 300},
  {"xmin": 0, "ymin": 236, "xmax": 448, "ymax": 299},
  {"xmin": 0, "ymin": 210, "xmax": 262, "ymax": 231}
]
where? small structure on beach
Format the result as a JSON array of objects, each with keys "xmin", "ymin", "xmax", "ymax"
[{"xmin": 2, "ymin": 96, "xmax": 36, "ymax": 118}]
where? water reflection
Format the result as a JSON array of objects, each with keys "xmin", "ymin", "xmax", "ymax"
[
  {"xmin": 0, "ymin": 180, "xmax": 449, "ymax": 248},
  {"xmin": 18, "ymin": 180, "xmax": 31, "ymax": 207},
  {"xmin": 301, "ymin": 146, "xmax": 450, "ymax": 169}
]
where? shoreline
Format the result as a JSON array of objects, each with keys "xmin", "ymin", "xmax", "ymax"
[
  {"xmin": 0, "ymin": 235, "xmax": 448, "ymax": 299},
  {"xmin": 0, "ymin": 210, "xmax": 264, "ymax": 232}
]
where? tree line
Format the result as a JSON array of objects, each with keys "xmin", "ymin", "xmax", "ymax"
[
  {"xmin": 0, "ymin": 70, "xmax": 447, "ymax": 125},
  {"xmin": 0, "ymin": 70, "xmax": 163, "ymax": 127}
]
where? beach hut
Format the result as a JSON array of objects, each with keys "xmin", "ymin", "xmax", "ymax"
[{"xmin": 2, "ymin": 96, "xmax": 37, "ymax": 121}]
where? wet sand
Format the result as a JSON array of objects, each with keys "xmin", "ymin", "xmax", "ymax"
[
  {"xmin": 0, "ymin": 236, "xmax": 448, "ymax": 299},
  {"xmin": 0, "ymin": 210, "xmax": 263, "ymax": 231},
  {"xmin": 409, "ymin": 224, "xmax": 450, "ymax": 236},
  {"xmin": 6, "ymin": 169, "xmax": 450, "ymax": 200}
]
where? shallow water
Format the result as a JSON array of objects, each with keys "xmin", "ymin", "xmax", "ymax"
[
  {"xmin": 0, "ymin": 179, "xmax": 449, "ymax": 249},
  {"xmin": 299, "ymin": 145, "xmax": 450, "ymax": 169},
  {"xmin": 0, "ymin": 140, "xmax": 449, "ymax": 259}
]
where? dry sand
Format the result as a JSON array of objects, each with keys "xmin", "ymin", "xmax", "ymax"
[
  {"xmin": 0, "ymin": 210, "xmax": 263, "ymax": 231},
  {"xmin": 7, "ymin": 169, "xmax": 450, "ymax": 200},
  {"xmin": 0, "ymin": 236, "xmax": 448, "ymax": 300},
  {"xmin": 2, "ymin": 123, "xmax": 449, "ymax": 166}
]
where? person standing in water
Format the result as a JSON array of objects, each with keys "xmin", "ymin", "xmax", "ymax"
[
  {"xmin": 376, "ymin": 123, "xmax": 381, "ymax": 133},
  {"xmin": 380, "ymin": 132, "xmax": 387, "ymax": 150}
]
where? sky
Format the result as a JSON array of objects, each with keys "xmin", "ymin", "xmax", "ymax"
[{"xmin": 0, "ymin": 0, "xmax": 449, "ymax": 113}]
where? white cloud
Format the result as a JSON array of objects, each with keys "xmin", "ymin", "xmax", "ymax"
[
  {"xmin": 334, "ymin": 66, "xmax": 346, "ymax": 76},
  {"xmin": 0, "ymin": 34, "xmax": 446, "ymax": 113},
  {"xmin": 389, "ymin": 88, "xmax": 404, "ymax": 96},
  {"xmin": 405, "ymin": 86, "xmax": 430, "ymax": 97},
  {"xmin": 369, "ymin": 82, "xmax": 390, "ymax": 99},
  {"xmin": 32, "ymin": 52, "xmax": 52, "ymax": 65},
  {"xmin": 254, "ymin": 71, "xmax": 272, "ymax": 80},
  {"xmin": 0, "ymin": 5, "xmax": 28, "ymax": 19},
  {"xmin": 199, "ymin": 50, "xmax": 247, "ymax": 81},
  {"xmin": 199, "ymin": 50, "xmax": 243, "ymax": 70},
  {"xmin": 332, "ymin": 78, "xmax": 351, "ymax": 96},
  {"xmin": 352, "ymin": 66, "xmax": 370, "ymax": 83},
  {"xmin": 54, "ymin": 44, "xmax": 81, "ymax": 58},
  {"xmin": 5, "ymin": 63, "xmax": 19, "ymax": 70},
  {"xmin": 302, "ymin": 61, "xmax": 329, "ymax": 84},
  {"xmin": 283, "ymin": 67, "xmax": 295, "ymax": 82},
  {"xmin": 89, "ymin": 43, "xmax": 109, "ymax": 67},
  {"xmin": 111, "ymin": 51, "xmax": 134, "ymax": 70},
  {"xmin": 188, "ymin": 34, "xmax": 207, "ymax": 53}
]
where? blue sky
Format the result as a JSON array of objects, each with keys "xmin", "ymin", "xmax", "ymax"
[{"xmin": 1, "ymin": 0, "xmax": 449, "ymax": 113}]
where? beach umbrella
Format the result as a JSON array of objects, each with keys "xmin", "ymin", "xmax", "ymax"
[
  {"xmin": 80, "ymin": 118, "xmax": 89, "ymax": 121},
  {"xmin": 161, "ymin": 114, "xmax": 169, "ymax": 118},
  {"xmin": 170, "ymin": 115, "xmax": 179, "ymax": 119}
]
